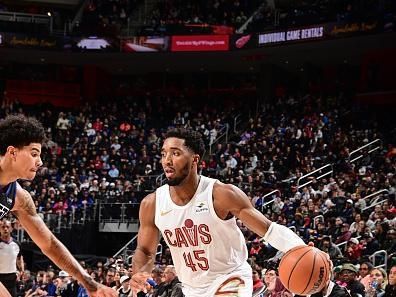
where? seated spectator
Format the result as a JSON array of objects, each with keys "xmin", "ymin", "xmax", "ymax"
[
  {"xmin": 250, "ymin": 238, "xmax": 262, "ymax": 257},
  {"xmin": 361, "ymin": 233, "xmax": 380, "ymax": 258},
  {"xmin": 157, "ymin": 265, "xmax": 183, "ymax": 297},
  {"xmin": 358, "ymin": 261, "xmax": 374, "ymax": 290},
  {"xmin": 385, "ymin": 265, "xmax": 396, "ymax": 297},
  {"xmin": 337, "ymin": 263, "xmax": 365, "ymax": 297},
  {"xmin": 118, "ymin": 275, "xmax": 131, "ymax": 297},
  {"xmin": 335, "ymin": 223, "xmax": 352, "ymax": 245},
  {"xmin": 252, "ymin": 269, "xmax": 264, "ymax": 292},
  {"xmin": 366, "ymin": 268, "xmax": 387, "ymax": 297},
  {"xmin": 318, "ymin": 236, "xmax": 343, "ymax": 261},
  {"xmin": 263, "ymin": 268, "xmax": 292, "ymax": 297},
  {"xmin": 345, "ymin": 238, "xmax": 364, "ymax": 263}
]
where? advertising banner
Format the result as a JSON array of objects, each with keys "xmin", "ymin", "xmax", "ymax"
[
  {"xmin": 258, "ymin": 26, "xmax": 325, "ymax": 46},
  {"xmin": 326, "ymin": 21, "xmax": 378, "ymax": 37},
  {"xmin": 121, "ymin": 36, "xmax": 169, "ymax": 52},
  {"xmin": 74, "ymin": 36, "xmax": 118, "ymax": 50},
  {"xmin": 1, "ymin": 33, "xmax": 58, "ymax": 49},
  {"xmin": 171, "ymin": 35, "xmax": 229, "ymax": 52}
]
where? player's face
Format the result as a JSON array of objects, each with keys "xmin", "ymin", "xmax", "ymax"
[
  {"xmin": 161, "ymin": 137, "xmax": 194, "ymax": 186},
  {"xmin": 12, "ymin": 143, "xmax": 43, "ymax": 180},
  {"xmin": 0, "ymin": 221, "xmax": 12, "ymax": 237}
]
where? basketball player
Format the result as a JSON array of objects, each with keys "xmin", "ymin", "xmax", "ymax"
[
  {"xmin": 131, "ymin": 128, "xmax": 311, "ymax": 296},
  {"xmin": 0, "ymin": 115, "xmax": 116, "ymax": 297}
]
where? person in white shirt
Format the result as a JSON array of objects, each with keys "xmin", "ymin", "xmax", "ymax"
[{"xmin": 0, "ymin": 220, "xmax": 23, "ymax": 297}]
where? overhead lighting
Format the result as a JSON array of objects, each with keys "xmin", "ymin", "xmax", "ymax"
[{"xmin": 47, "ymin": 12, "xmax": 52, "ymax": 17}]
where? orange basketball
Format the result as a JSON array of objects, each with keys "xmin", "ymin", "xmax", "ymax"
[{"xmin": 278, "ymin": 245, "xmax": 330, "ymax": 295}]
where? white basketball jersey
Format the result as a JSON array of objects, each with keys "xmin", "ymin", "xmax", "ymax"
[{"xmin": 155, "ymin": 175, "xmax": 248, "ymax": 288}]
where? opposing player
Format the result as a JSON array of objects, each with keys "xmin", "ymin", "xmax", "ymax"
[
  {"xmin": 0, "ymin": 114, "xmax": 116, "ymax": 297},
  {"xmin": 131, "ymin": 128, "xmax": 312, "ymax": 296}
]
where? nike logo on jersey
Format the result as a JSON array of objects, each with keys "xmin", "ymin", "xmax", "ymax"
[{"xmin": 160, "ymin": 209, "xmax": 173, "ymax": 216}]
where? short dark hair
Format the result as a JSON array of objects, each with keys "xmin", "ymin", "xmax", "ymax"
[
  {"xmin": 165, "ymin": 128, "xmax": 205, "ymax": 157},
  {"xmin": 0, "ymin": 114, "xmax": 45, "ymax": 155}
]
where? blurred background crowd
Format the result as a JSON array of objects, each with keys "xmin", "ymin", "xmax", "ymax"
[{"xmin": 0, "ymin": 0, "xmax": 395, "ymax": 296}]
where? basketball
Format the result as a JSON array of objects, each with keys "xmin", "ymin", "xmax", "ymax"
[{"xmin": 278, "ymin": 245, "xmax": 330, "ymax": 295}]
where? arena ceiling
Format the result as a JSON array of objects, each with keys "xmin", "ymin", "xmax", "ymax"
[{"xmin": 0, "ymin": 32, "xmax": 395, "ymax": 74}]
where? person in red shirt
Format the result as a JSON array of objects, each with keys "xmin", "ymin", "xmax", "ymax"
[
  {"xmin": 345, "ymin": 238, "xmax": 363, "ymax": 262},
  {"xmin": 249, "ymin": 239, "xmax": 262, "ymax": 257},
  {"xmin": 252, "ymin": 270, "xmax": 264, "ymax": 291}
]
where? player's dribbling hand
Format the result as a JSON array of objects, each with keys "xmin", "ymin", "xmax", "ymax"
[
  {"xmin": 130, "ymin": 272, "xmax": 151, "ymax": 294},
  {"xmin": 88, "ymin": 283, "xmax": 117, "ymax": 297}
]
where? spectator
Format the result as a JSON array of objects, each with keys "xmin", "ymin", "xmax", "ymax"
[
  {"xmin": 0, "ymin": 220, "xmax": 24, "ymax": 297},
  {"xmin": 358, "ymin": 262, "xmax": 374, "ymax": 290},
  {"xmin": 117, "ymin": 275, "xmax": 131, "ymax": 297},
  {"xmin": 318, "ymin": 236, "xmax": 343, "ymax": 261},
  {"xmin": 384, "ymin": 265, "xmax": 396, "ymax": 297},
  {"xmin": 366, "ymin": 268, "xmax": 387, "ymax": 297},
  {"xmin": 104, "ymin": 268, "xmax": 116, "ymax": 287},
  {"xmin": 263, "ymin": 268, "xmax": 292, "ymax": 297},
  {"xmin": 252, "ymin": 269, "xmax": 264, "ymax": 292},
  {"xmin": 157, "ymin": 265, "xmax": 183, "ymax": 297},
  {"xmin": 345, "ymin": 238, "xmax": 364, "ymax": 263},
  {"xmin": 337, "ymin": 263, "xmax": 366, "ymax": 297},
  {"xmin": 335, "ymin": 223, "xmax": 352, "ymax": 245}
]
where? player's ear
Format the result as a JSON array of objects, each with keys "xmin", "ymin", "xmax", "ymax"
[
  {"xmin": 7, "ymin": 146, "xmax": 17, "ymax": 159},
  {"xmin": 193, "ymin": 154, "xmax": 200, "ymax": 164}
]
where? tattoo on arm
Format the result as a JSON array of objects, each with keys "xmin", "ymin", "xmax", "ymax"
[
  {"xmin": 13, "ymin": 190, "xmax": 98, "ymax": 292},
  {"xmin": 18, "ymin": 190, "xmax": 37, "ymax": 216}
]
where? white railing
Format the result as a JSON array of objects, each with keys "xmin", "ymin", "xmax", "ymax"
[
  {"xmin": 70, "ymin": 0, "xmax": 89, "ymax": 33},
  {"xmin": 336, "ymin": 236, "xmax": 361, "ymax": 248},
  {"xmin": 313, "ymin": 215, "xmax": 324, "ymax": 229},
  {"xmin": 362, "ymin": 198, "xmax": 389, "ymax": 212},
  {"xmin": 236, "ymin": 1, "xmax": 269, "ymax": 33},
  {"xmin": 99, "ymin": 203, "xmax": 140, "ymax": 223},
  {"xmin": 134, "ymin": 174, "xmax": 163, "ymax": 191},
  {"xmin": 348, "ymin": 139, "xmax": 381, "ymax": 163},
  {"xmin": 260, "ymin": 190, "xmax": 281, "ymax": 212},
  {"xmin": 369, "ymin": 250, "xmax": 387, "ymax": 270},
  {"xmin": 208, "ymin": 124, "xmax": 229, "ymax": 156},
  {"xmin": 118, "ymin": 241, "xmax": 162, "ymax": 265},
  {"xmin": 297, "ymin": 164, "xmax": 333, "ymax": 189},
  {"xmin": 234, "ymin": 114, "xmax": 242, "ymax": 133},
  {"xmin": 0, "ymin": 11, "xmax": 52, "ymax": 32},
  {"xmin": 113, "ymin": 234, "xmax": 138, "ymax": 259},
  {"xmin": 361, "ymin": 189, "xmax": 389, "ymax": 202}
]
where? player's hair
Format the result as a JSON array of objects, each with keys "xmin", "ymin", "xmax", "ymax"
[
  {"xmin": 165, "ymin": 128, "xmax": 205, "ymax": 157},
  {"xmin": 0, "ymin": 114, "xmax": 45, "ymax": 155}
]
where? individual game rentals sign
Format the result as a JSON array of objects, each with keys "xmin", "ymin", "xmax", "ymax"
[{"xmin": 258, "ymin": 26, "xmax": 324, "ymax": 46}]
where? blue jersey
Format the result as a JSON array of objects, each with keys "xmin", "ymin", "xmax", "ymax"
[{"xmin": 0, "ymin": 181, "xmax": 17, "ymax": 219}]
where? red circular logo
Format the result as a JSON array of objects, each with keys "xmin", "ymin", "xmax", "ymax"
[{"xmin": 184, "ymin": 219, "xmax": 194, "ymax": 228}]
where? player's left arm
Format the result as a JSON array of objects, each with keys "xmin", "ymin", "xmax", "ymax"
[
  {"xmin": 213, "ymin": 182, "xmax": 305, "ymax": 253},
  {"xmin": 12, "ymin": 186, "xmax": 116, "ymax": 297}
]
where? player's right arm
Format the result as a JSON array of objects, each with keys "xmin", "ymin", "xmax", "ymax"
[
  {"xmin": 131, "ymin": 193, "xmax": 159, "ymax": 291},
  {"xmin": 0, "ymin": 282, "xmax": 11, "ymax": 297}
]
